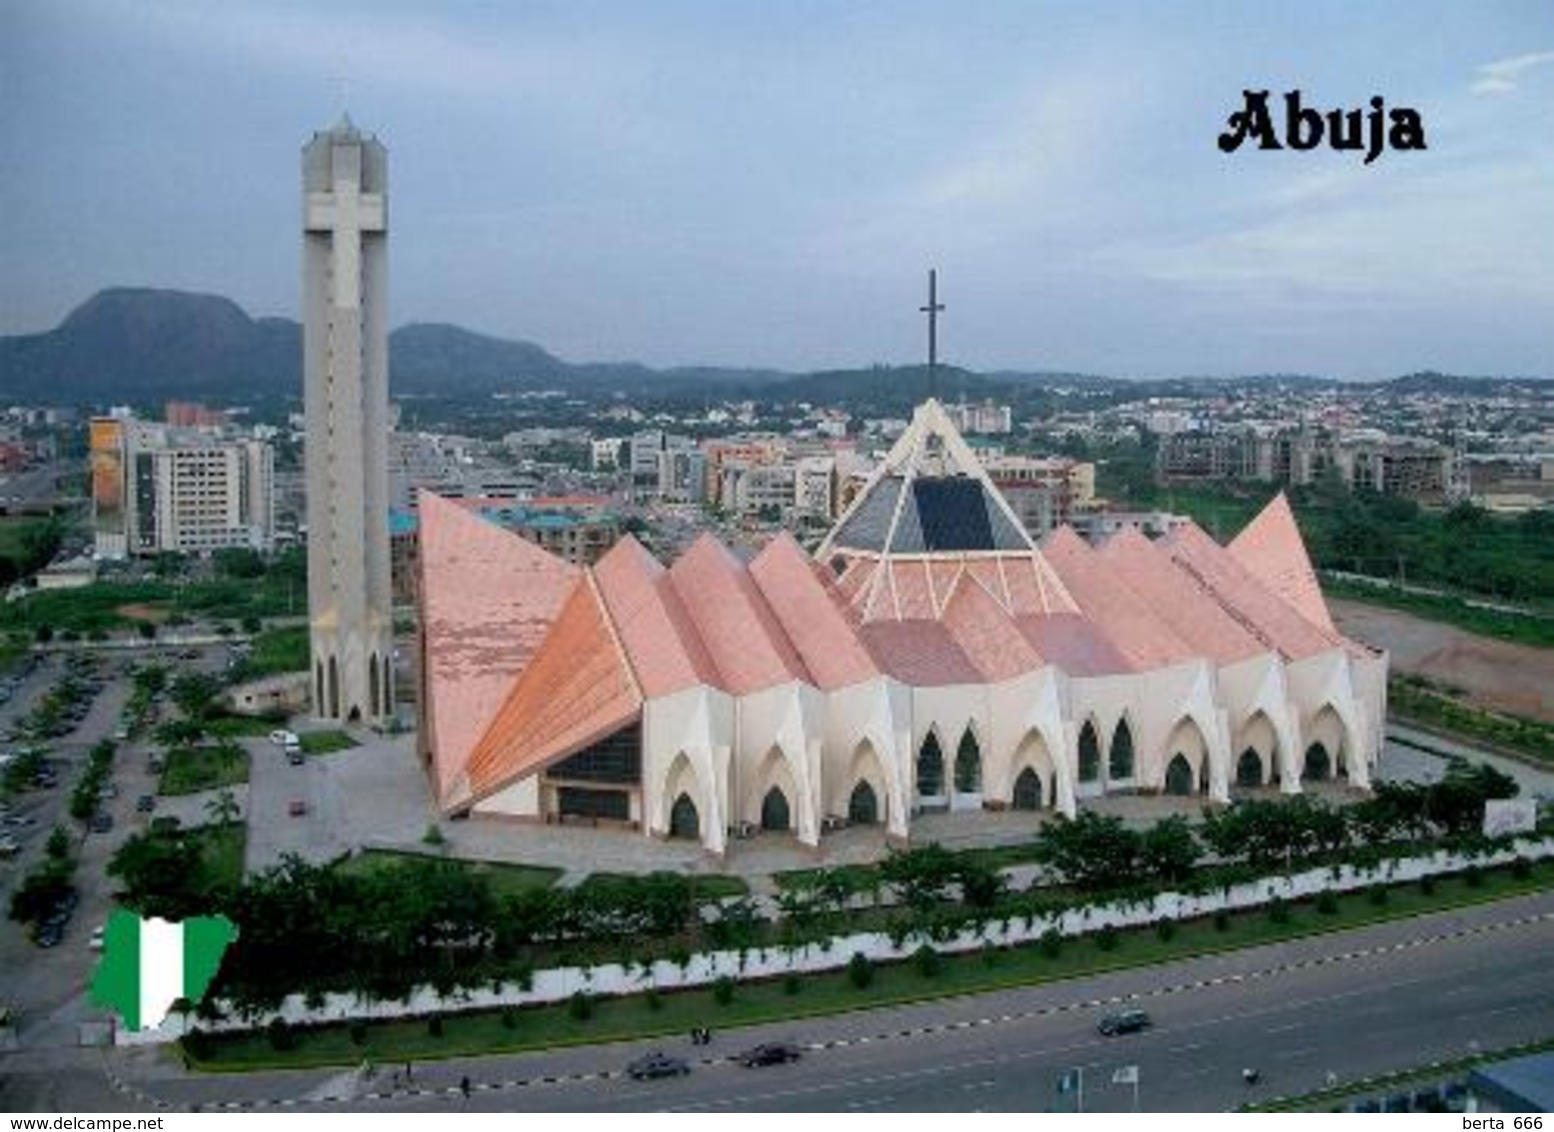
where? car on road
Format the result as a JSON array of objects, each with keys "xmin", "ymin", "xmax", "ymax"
[
  {"xmin": 89, "ymin": 812, "xmax": 113, "ymax": 833},
  {"xmin": 736, "ymin": 1042, "xmax": 803, "ymax": 1068},
  {"xmin": 286, "ymin": 748, "xmax": 305, "ymax": 766},
  {"xmin": 625, "ymin": 1052, "xmax": 691, "ymax": 1081},
  {"xmin": 287, "ymin": 798, "xmax": 308, "ymax": 817},
  {"xmin": 270, "ymin": 729, "xmax": 299, "ymax": 747},
  {"xmin": 0, "ymin": 837, "xmax": 19, "ymax": 858},
  {"xmin": 1097, "ymin": 1008, "xmax": 1151, "ymax": 1037},
  {"xmin": 89, "ymin": 925, "xmax": 105, "ymax": 952},
  {"xmin": 135, "ymin": 795, "xmax": 156, "ymax": 814}
]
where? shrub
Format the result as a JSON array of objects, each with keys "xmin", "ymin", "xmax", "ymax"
[
  {"xmin": 1464, "ymin": 867, "xmax": 1483, "ymax": 888},
  {"xmin": 1419, "ymin": 875, "xmax": 1436, "ymax": 896},
  {"xmin": 913, "ymin": 944, "xmax": 943, "ymax": 979},
  {"xmin": 644, "ymin": 989, "xmax": 662, "ymax": 1012},
  {"xmin": 182, "ymin": 1027, "xmax": 211, "ymax": 1061},
  {"xmin": 1213, "ymin": 910, "xmax": 1231, "ymax": 932},
  {"xmin": 782, "ymin": 972, "xmax": 802, "ymax": 996},
  {"xmin": 568, "ymin": 991, "xmax": 593, "ymax": 1021},
  {"xmin": 1511, "ymin": 857, "xmax": 1532, "ymax": 880},
  {"xmin": 1155, "ymin": 920, "xmax": 1176, "ymax": 942},
  {"xmin": 1095, "ymin": 926, "xmax": 1119, "ymax": 952},
  {"xmin": 712, "ymin": 976, "xmax": 735, "ymax": 1006},
  {"xmin": 979, "ymin": 943, "xmax": 1000, "ymax": 967},
  {"xmin": 500, "ymin": 1009, "xmax": 518, "ymax": 1030},
  {"xmin": 1268, "ymin": 898, "xmax": 1291, "ymax": 925},
  {"xmin": 1039, "ymin": 928, "xmax": 1062, "ymax": 958},
  {"xmin": 266, "ymin": 1018, "xmax": 295, "ymax": 1051},
  {"xmin": 422, "ymin": 824, "xmax": 445, "ymax": 847},
  {"xmin": 427, "ymin": 1015, "xmax": 444, "ymax": 1037},
  {"xmin": 349, "ymin": 1021, "xmax": 367, "ymax": 1046},
  {"xmin": 847, "ymin": 951, "xmax": 875, "ymax": 988},
  {"xmin": 1316, "ymin": 891, "xmax": 1339, "ymax": 915},
  {"xmin": 1367, "ymin": 886, "xmax": 1388, "ymax": 907}
]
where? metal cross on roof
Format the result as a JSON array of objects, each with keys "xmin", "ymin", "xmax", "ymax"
[{"xmin": 919, "ymin": 268, "xmax": 945, "ymax": 400}]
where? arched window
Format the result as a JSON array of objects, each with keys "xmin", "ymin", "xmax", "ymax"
[
  {"xmin": 1237, "ymin": 748, "xmax": 1263, "ymax": 787},
  {"xmin": 669, "ymin": 793, "xmax": 700, "ymax": 839},
  {"xmin": 760, "ymin": 787, "xmax": 790, "ymax": 832},
  {"xmin": 1078, "ymin": 721, "xmax": 1100, "ymax": 783},
  {"xmin": 1109, "ymin": 719, "xmax": 1135, "ymax": 780},
  {"xmin": 1165, "ymin": 754, "xmax": 1195, "ymax": 796},
  {"xmin": 369, "ymin": 652, "xmax": 380, "ymax": 717},
  {"xmin": 1303, "ymin": 742, "xmax": 1331, "ymax": 781},
  {"xmin": 1012, "ymin": 767, "xmax": 1043, "ymax": 811},
  {"xmin": 954, "ymin": 728, "xmax": 982, "ymax": 793},
  {"xmin": 848, "ymin": 781, "xmax": 879, "ymax": 825},
  {"xmin": 917, "ymin": 732, "xmax": 945, "ymax": 797},
  {"xmin": 327, "ymin": 655, "xmax": 340, "ymax": 719}
]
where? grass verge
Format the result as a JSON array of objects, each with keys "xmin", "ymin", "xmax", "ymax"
[
  {"xmin": 298, "ymin": 730, "xmax": 358, "ymax": 756},
  {"xmin": 579, "ymin": 871, "xmax": 749, "ymax": 900},
  {"xmin": 159, "ymin": 745, "xmax": 249, "ymax": 795},
  {"xmin": 332, "ymin": 849, "xmax": 562, "ymax": 897},
  {"xmin": 188, "ymin": 857, "xmax": 1553, "ymax": 1072},
  {"xmin": 1324, "ymin": 578, "xmax": 1554, "ymax": 650}
]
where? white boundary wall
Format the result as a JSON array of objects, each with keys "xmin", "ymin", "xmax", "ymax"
[{"xmin": 121, "ymin": 836, "xmax": 1554, "ymax": 1045}]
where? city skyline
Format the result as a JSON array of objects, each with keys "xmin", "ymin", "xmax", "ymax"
[{"xmin": 3, "ymin": 1, "xmax": 1553, "ymax": 380}]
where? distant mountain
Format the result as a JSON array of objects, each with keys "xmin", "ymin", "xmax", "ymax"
[{"xmin": 1382, "ymin": 370, "xmax": 1553, "ymax": 396}]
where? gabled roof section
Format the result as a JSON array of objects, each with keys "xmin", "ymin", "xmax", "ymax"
[
  {"xmin": 1098, "ymin": 528, "xmax": 1266, "ymax": 664},
  {"xmin": 1228, "ymin": 492, "xmax": 1336, "ymax": 633},
  {"xmin": 668, "ymin": 533, "xmax": 810, "ymax": 694},
  {"xmin": 941, "ymin": 574, "xmax": 1044, "ymax": 681},
  {"xmin": 819, "ymin": 399, "xmax": 1035, "ymax": 559},
  {"xmin": 461, "ymin": 573, "xmax": 641, "ymax": 806},
  {"xmin": 592, "ymin": 535, "xmax": 721, "ymax": 698},
  {"xmin": 417, "ymin": 490, "xmax": 579, "ymax": 796},
  {"xmin": 1015, "ymin": 612, "xmax": 1137, "ymax": 677},
  {"xmin": 749, "ymin": 533, "xmax": 878, "ymax": 691},
  {"xmin": 1042, "ymin": 525, "xmax": 1195, "ymax": 669},
  {"xmin": 859, "ymin": 619, "xmax": 983, "ymax": 686},
  {"xmin": 1161, "ymin": 521, "xmax": 1343, "ymax": 660}
]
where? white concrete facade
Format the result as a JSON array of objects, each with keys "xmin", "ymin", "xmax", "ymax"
[{"xmin": 302, "ymin": 116, "xmax": 394, "ymax": 724}]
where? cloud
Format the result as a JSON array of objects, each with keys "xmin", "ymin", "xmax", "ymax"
[{"xmin": 1470, "ymin": 50, "xmax": 1554, "ymax": 96}]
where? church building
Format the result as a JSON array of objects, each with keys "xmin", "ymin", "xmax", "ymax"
[{"xmin": 417, "ymin": 398, "xmax": 1387, "ymax": 855}]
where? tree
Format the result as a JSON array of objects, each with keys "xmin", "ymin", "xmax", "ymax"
[
  {"xmin": 1139, "ymin": 815, "xmax": 1201, "ymax": 885},
  {"xmin": 1034, "ymin": 812, "xmax": 1143, "ymax": 892},
  {"xmin": 170, "ymin": 672, "xmax": 222, "ymax": 720},
  {"xmin": 205, "ymin": 789, "xmax": 240, "ymax": 827}
]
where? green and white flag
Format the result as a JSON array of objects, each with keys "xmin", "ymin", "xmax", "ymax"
[{"xmin": 90, "ymin": 909, "xmax": 238, "ymax": 1032}]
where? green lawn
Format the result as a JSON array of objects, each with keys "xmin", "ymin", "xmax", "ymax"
[
  {"xmin": 332, "ymin": 849, "xmax": 562, "ymax": 898},
  {"xmin": 237, "ymin": 626, "xmax": 310, "ymax": 680},
  {"xmin": 159, "ymin": 745, "xmax": 249, "ymax": 795},
  {"xmin": 1389, "ymin": 675, "xmax": 1554, "ymax": 768},
  {"xmin": 298, "ymin": 730, "xmax": 358, "ymax": 756},
  {"xmin": 186, "ymin": 822, "xmax": 247, "ymax": 890},
  {"xmin": 189, "ymin": 858, "xmax": 1553, "ymax": 1072},
  {"xmin": 578, "ymin": 871, "xmax": 749, "ymax": 900}
]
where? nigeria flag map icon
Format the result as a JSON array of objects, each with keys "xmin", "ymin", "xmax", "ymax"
[{"xmin": 90, "ymin": 909, "xmax": 238, "ymax": 1032}]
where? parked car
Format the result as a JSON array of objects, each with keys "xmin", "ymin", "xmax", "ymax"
[
  {"xmin": 287, "ymin": 798, "xmax": 308, "ymax": 817},
  {"xmin": 1097, "ymin": 1009, "xmax": 1151, "ymax": 1037},
  {"xmin": 135, "ymin": 795, "xmax": 156, "ymax": 814},
  {"xmin": 270, "ymin": 729, "xmax": 299, "ymax": 747},
  {"xmin": 626, "ymin": 1052, "xmax": 691, "ymax": 1081},
  {"xmin": 286, "ymin": 748, "xmax": 305, "ymax": 766},
  {"xmin": 736, "ymin": 1042, "xmax": 803, "ymax": 1068},
  {"xmin": 89, "ymin": 812, "xmax": 113, "ymax": 834},
  {"xmin": 0, "ymin": 837, "xmax": 20, "ymax": 858},
  {"xmin": 89, "ymin": 925, "xmax": 105, "ymax": 952}
]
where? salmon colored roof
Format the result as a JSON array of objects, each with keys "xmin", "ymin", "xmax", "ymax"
[
  {"xmin": 1015, "ymin": 612, "xmax": 1136, "ymax": 676},
  {"xmin": 462, "ymin": 574, "xmax": 642, "ymax": 804},
  {"xmin": 1161, "ymin": 521, "xmax": 1343, "ymax": 660},
  {"xmin": 1098, "ymin": 528, "xmax": 1266, "ymax": 664},
  {"xmin": 1228, "ymin": 493, "xmax": 1337, "ymax": 633},
  {"xmin": 859, "ymin": 619, "xmax": 984, "ymax": 686},
  {"xmin": 417, "ymin": 490, "xmax": 579, "ymax": 795},
  {"xmin": 748, "ymin": 534, "xmax": 878, "ymax": 691},
  {"xmin": 668, "ymin": 534, "xmax": 811, "ymax": 694},
  {"xmin": 592, "ymin": 535, "xmax": 721, "ymax": 698},
  {"xmin": 1043, "ymin": 526, "xmax": 1196, "ymax": 668},
  {"xmin": 941, "ymin": 575, "xmax": 1044, "ymax": 681}
]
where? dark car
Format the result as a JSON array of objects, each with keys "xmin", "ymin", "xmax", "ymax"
[
  {"xmin": 737, "ymin": 1042, "xmax": 803, "ymax": 1068},
  {"xmin": 626, "ymin": 1052, "xmax": 691, "ymax": 1080},
  {"xmin": 287, "ymin": 748, "xmax": 305, "ymax": 766},
  {"xmin": 136, "ymin": 795, "xmax": 156, "ymax": 814},
  {"xmin": 1097, "ymin": 1008, "xmax": 1151, "ymax": 1036},
  {"xmin": 89, "ymin": 811, "xmax": 113, "ymax": 833}
]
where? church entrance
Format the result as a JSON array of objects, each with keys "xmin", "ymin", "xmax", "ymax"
[
  {"xmin": 760, "ymin": 787, "xmax": 790, "ymax": 833},
  {"xmin": 1164, "ymin": 754, "xmax": 1196, "ymax": 796},
  {"xmin": 848, "ymin": 781, "xmax": 879, "ymax": 825},
  {"xmin": 1012, "ymin": 767, "xmax": 1043, "ymax": 811},
  {"xmin": 1303, "ymin": 742, "xmax": 1331, "ymax": 781},
  {"xmin": 668, "ymin": 793, "xmax": 699, "ymax": 839},
  {"xmin": 1237, "ymin": 748, "xmax": 1263, "ymax": 788}
]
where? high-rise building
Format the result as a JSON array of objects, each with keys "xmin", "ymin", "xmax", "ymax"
[{"xmin": 302, "ymin": 115, "xmax": 393, "ymax": 724}]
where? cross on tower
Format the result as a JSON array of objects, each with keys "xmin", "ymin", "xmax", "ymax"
[{"xmin": 919, "ymin": 268, "xmax": 945, "ymax": 400}]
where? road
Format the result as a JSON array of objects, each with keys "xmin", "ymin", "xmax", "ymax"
[{"xmin": 11, "ymin": 886, "xmax": 1540, "ymax": 1114}]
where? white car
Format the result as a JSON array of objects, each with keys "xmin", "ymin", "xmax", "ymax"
[{"xmin": 269, "ymin": 729, "xmax": 299, "ymax": 747}]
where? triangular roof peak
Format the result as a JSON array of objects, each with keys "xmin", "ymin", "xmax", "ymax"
[
  {"xmin": 818, "ymin": 397, "xmax": 1034, "ymax": 559},
  {"xmin": 1227, "ymin": 492, "xmax": 1336, "ymax": 632}
]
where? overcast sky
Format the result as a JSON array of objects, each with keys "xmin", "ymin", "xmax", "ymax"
[{"xmin": 2, "ymin": 1, "xmax": 1552, "ymax": 379}]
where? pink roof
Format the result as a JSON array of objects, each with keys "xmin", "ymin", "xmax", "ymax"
[
  {"xmin": 941, "ymin": 576, "xmax": 1044, "ymax": 681},
  {"xmin": 1228, "ymin": 493, "xmax": 1337, "ymax": 632},
  {"xmin": 1097, "ymin": 529, "xmax": 1266, "ymax": 664},
  {"xmin": 1161, "ymin": 521, "xmax": 1343, "ymax": 659},
  {"xmin": 1043, "ymin": 526, "xmax": 1196, "ymax": 668},
  {"xmin": 860, "ymin": 619, "xmax": 983, "ymax": 686},
  {"xmin": 667, "ymin": 534, "xmax": 810, "ymax": 694},
  {"xmin": 463, "ymin": 575, "xmax": 642, "ymax": 803},
  {"xmin": 1015, "ymin": 612, "xmax": 1136, "ymax": 676},
  {"xmin": 891, "ymin": 560, "xmax": 937, "ymax": 619},
  {"xmin": 417, "ymin": 490, "xmax": 579, "ymax": 796},
  {"xmin": 749, "ymin": 534, "xmax": 878, "ymax": 690},
  {"xmin": 592, "ymin": 535, "xmax": 722, "ymax": 698}
]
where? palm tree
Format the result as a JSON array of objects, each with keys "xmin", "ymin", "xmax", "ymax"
[{"xmin": 205, "ymin": 789, "xmax": 240, "ymax": 827}]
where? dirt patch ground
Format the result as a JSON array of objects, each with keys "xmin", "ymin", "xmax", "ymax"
[
  {"xmin": 1331, "ymin": 598, "xmax": 1554, "ymax": 723},
  {"xmin": 115, "ymin": 601, "xmax": 169, "ymax": 623}
]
